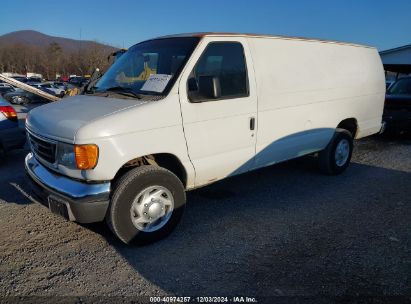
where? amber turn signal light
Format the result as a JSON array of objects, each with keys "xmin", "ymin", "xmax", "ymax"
[{"xmin": 74, "ymin": 144, "xmax": 99, "ymax": 170}]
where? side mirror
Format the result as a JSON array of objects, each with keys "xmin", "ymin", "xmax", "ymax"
[
  {"xmin": 198, "ymin": 75, "xmax": 221, "ymax": 99},
  {"xmin": 187, "ymin": 77, "xmax": 198, "ymax": 91}
]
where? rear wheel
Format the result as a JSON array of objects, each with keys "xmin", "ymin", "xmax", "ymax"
[
  {"xmin": 107, "ymin": 165, "xmax": 186, "ymax": 244},
  {"xmin": 319, "ymin": 128, "xmax": 353, "ymax": 175}
]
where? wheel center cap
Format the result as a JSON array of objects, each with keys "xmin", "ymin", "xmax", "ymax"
[{"xmin": 146, "ymin": 201, "xmax": 164, "ymax": 220}]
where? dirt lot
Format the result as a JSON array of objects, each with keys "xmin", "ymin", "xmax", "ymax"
[{"xmin": 0, "ymin": 133, "xmax": 410, "ymax": 303}]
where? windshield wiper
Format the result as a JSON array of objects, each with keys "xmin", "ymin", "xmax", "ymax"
[{"xmin": 103, "ymin": 86, "xmax": 142, "ymax": 99}]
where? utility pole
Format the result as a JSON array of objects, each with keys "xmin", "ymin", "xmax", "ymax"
[
  {"xmin": 79, "ymin": 28, "xmax": 82, "ymax": 51},
  {"xmin": 79, "ymin": 28, "xmax": 82, "ymax": 76}
]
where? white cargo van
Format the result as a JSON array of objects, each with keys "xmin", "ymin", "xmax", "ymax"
[{"xmin": 25, "ymin": 33, "xmax": 385, "ymax": 244}]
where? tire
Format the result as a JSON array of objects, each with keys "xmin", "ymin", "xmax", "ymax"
[
  {"xmin": 21, "ymin": 97, "xmax": 30, "ymax": 105},
  {"xmin": 318, "ymin": 128, "xmax": 353, "ymax": 175},
  {"xmin": 107, "ymin": 165, "xmax": 186, "ymax": 245},
  {"xmin": 10, "ymin": 96, "xmax": 20, "ymax": 104},
  {"xmin": 11, "ymin": 96, "xmax": 29, "ymax": 105}
]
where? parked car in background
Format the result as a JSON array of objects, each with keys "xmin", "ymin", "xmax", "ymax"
[
  {"xmin": 28, "ymin": 76, "xmax": 42, "ymax": 83},
  {"xmin": 386, "ymin": 80, "xmax": 395, "ymax": 90},
  {"xmin": 383, "ymin": 76, "xmax": 411, "ymax": 133},
  {"xmin": 0, "ymin": 83, "xmax": 13, "ymax": 88},
  {"xmin": 0, "ymin": 98, "xmax": 25, "ymax": 162},
  {"xmin": 58, "ymin": 75, "xmax": 70, "ymax": 82},
  {"xmin": 38, "ymin": 82, "xmax": 65, "ymax": 97},
  {"xmin": 3, "ymin": 88, "xmax": 52, "ymax": 105},
  {"xmin": 68, "ymin": 76, "xmax": 87, "ymax": 87},
  {"xmin": 52, "ymin": 81, "xmax": 69, "ymax": 91},
  {"xmin": 11, "ymin": 76, "xmax": 28, "ymax": 83},
  {"xmin": 28, "ymin": 84, "xmax": 57, "ymax": 96},
  {"xmin": 26, "ymin": 79, "xmax": 41, "ymax": 86},
  {"xmin": 0, "ymin": 84, "xmax": 15, "ymax": 97}
]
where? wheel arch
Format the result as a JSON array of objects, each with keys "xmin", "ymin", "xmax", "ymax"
[
  {"xmin": 113, "ymin": 153, "xmax": 188, "ymax": 188},
  {"xmin": 337, "ymin": 118, "xmax": 358, "ymax": 138}
]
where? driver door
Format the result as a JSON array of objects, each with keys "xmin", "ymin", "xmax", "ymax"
[{"xmin": 178, "ymin": 37, "xmax": 258, "ymax": 187}]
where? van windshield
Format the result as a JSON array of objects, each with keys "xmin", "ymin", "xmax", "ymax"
[{"xmin": 94, "ymin": 37, "xmax": 200, "ymax": 97}]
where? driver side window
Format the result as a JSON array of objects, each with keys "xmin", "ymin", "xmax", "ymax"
[{"xmin": 188, "ymin": 42, "xmax": 249, "ymax": 102}]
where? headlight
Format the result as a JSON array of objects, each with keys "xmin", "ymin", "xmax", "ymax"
[
  {"xmin": 56, "ymin": 142, "xmax": 99, "ymax": 170},
  {"xmin": 56, "ymin": 142, "xmax": 76, "ymax": 169}
]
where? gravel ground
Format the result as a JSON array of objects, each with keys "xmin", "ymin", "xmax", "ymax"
[{"xmin": 0, "ymin": 133, "xmax": 410, "ymax": 303}]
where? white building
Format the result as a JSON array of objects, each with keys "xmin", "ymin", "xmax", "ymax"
[{"xmin": 380, "ymin": 44, "xmax": 411, "ymax": 79}]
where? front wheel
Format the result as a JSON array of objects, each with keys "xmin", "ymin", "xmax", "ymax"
[
  {"xmin": 318, "ymin": 128, "xmax": 353, "ymax": 175},
  {"xmin": 107, "ymin": 165, "xmax": 186, "ymax": 244}
]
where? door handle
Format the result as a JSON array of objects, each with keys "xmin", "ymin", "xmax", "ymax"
[{"xmin": 250, "ymin": 117, "xmax": 255, "ymax": 131}]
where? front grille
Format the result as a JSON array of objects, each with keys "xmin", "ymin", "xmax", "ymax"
[{"xmin": 27, "ymin": 131, "xmax": 57, "ymax": 164}]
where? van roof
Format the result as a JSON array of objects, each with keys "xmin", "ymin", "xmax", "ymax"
[{"xmin": 155, "ymin": 32, "xmax": 374, "ymax": 49}]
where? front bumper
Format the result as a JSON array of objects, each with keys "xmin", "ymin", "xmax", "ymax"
[{"xmin": 25, "ymin": 153, "xmax": 111, "ymax": 223}]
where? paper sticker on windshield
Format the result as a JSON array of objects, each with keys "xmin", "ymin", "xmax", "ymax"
[{"xmin": 140, "ymin": 74, "xmax": 172, "ymax": 93}]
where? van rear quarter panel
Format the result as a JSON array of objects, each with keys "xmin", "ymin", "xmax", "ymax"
[{"xmin": 247, "ymin": 37, "xmax": 385, "ymax": 167}]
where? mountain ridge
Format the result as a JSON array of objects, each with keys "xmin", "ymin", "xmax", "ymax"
[{"xmin": 0, "ymin": 30, "xmax": 116, "ymax": 52}]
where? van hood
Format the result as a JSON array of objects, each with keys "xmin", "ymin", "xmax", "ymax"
[{"xmin": 26, "ymin": 95, "xmax": 146, "ymax": 142}]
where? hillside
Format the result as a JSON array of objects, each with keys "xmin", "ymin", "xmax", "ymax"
[{"xmin": 0, "ymin": 30, "xmax": 116, "ymax": 53}]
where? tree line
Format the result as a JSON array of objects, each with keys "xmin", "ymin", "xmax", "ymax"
[{"xmin": 0, "ymin": 42, "xmax": 114, "ymax": 80}]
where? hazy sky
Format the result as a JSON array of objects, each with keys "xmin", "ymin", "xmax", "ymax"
[{"xmin": 1, "ymin": 0, "xmax": 410, "ymax": 51}]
